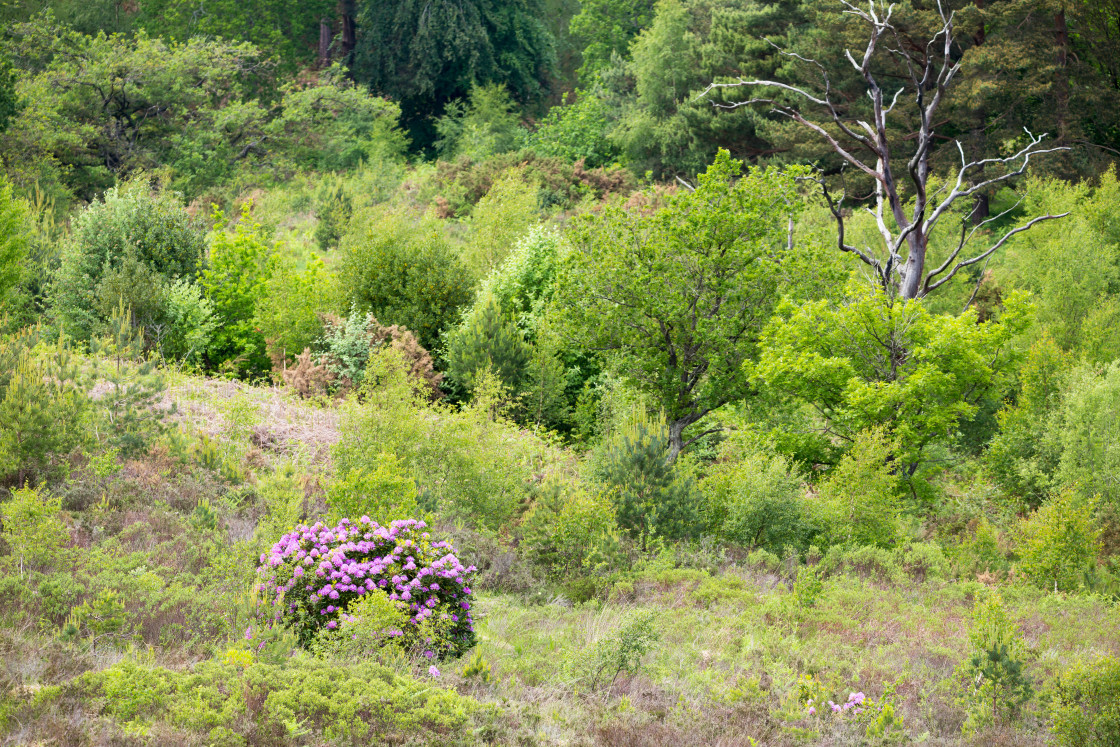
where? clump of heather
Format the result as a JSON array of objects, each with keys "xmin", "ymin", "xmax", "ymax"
[{"xmin": 255, "ymin": 517, "xmax": 477, "ymax": 657}]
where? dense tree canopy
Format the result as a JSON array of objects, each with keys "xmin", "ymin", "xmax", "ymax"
[
  {"xmin": 351, "ymin": 0, "xmax": 557, "ymax": 148},
  {"xmin": 558, "ymin": 151, "xmax": 801, "ymax": 459}
]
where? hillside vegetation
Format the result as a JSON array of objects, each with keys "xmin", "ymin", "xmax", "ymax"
[{"xmin": 1, "ymin": 1, "xmax": 1119, "ymax": 745}]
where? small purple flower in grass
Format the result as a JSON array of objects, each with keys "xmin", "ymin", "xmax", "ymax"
[
  {"xmin": 808, "ymin": 706, "xmax": 816, "ymax": 715},
  {"xmin": 428, "ymin": 665, "xmax": 440, "ymax": 677}
]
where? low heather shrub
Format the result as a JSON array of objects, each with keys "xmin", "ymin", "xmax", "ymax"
[{"xmin": 255, "ymin": 518, "xmax": 477, "ymax": 657}]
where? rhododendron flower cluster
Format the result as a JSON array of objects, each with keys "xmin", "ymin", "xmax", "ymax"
[
  {"xmin": 807, "ymin": 691, "xmax": 866, "ymax": 717},
  {"xmin": 255, "ymin": 517, "xmax": 477, "ymax": 656}
]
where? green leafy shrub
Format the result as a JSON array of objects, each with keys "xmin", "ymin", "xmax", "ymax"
[
  {"xmin": 50, "ymin": 179, "xmax": 205, "ymax": 343},
  {"xmin": 0, "ymin": 485, "xmax": 70, "ymax": 573},
  {"xmin": 817, "ymin": 429, "xmax": 903, "ymax": 548},
  {"xmin": 756, "ymin": 288, "xmax": 1029, "ymax": 485},
  {"xmin": 200, "ymin": 205, "xmax": 279, "ymax": 379},
  {"xmin": 434, "ymin": 84, "xmax": 523, "ymax": 162},
  {"xmin": 460, "ymin": 170, "xmax": 538, "ymax": 278},
  {"xmin": 255, "ymin": 255, "xmax": 341, "ymax": 372},
  {"xmin": 568, "ymin": 609, "xmax": 660, "ymax": 691},
  {"xmin": 701, "ymin": 435, "xmax": 812, "ymax": 552},
  {"xmin": 1017, "ymin": 489, "xmax": 1099, "ymax": 592},
  {"xmin": 255, "ymin": 517, "xmax": 477, "ymax": 657},
  {"xmin": 339, "ymin": 207, "xmax": 473, "ymax": 351},
  {"xmin": 525, "ymin": 90, "xmax": 620, "ymax": 168},
  {"xmin": 160, "ymin": 278, "xmax": 218, "ymax": 366},
  {"xmin": 593, "ymin": 406, "xmax": 700, "ymax": 542},
  {"xmin": 75, "ymin": 656, "xmax": 479, "ymax": 742},
  {"xmin": 519, "ymin": 479, "xmax": 621, "ymax": 579},
  {"xmin": 326, "ymin": 456, "xmax": 419, "ymax": 526},
  {"xmin": 1050, "ymin": 655, "xmax": 1120, "ymax": 747},
  {"xmin": 1052, "ymin": 362, "xmax": 1120, "ymax": 506},
  {"xmin": 334, "ymin": 350, "xmax": 539, "ymax": 530}
]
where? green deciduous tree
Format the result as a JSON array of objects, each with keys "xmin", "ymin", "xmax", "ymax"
[
  {"xmin": 136, "ymin": 0, "xmax": 333, "ymax": 73},
  {"xmin": 1017, "ymin": 488, "xmax": 1099, "ymax": 592},
  {"xmin": 1, "ymin": 19, "xmax": 268, "ymax": 198},
  {"xmin": 569, "ymin": 0, "xmax": 656, "ymax": 81},
  {"xmin": 755, "ymin": 287, "xmax": 1030, "ymax": 483},
  {"xmin": 559, "ymin": 150, "xmax": 800, "ymax": 459},
  {"xmin": 200, "ymin": 207, "xmax": 279, "ymax": 379}
]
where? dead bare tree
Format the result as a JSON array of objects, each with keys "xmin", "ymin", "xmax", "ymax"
[{"xmin": 698, "ymin": 0, "xmax": 1069, "ymax": 301}]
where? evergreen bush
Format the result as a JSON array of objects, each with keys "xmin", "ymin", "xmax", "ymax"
[{"xmin": 594, "ymin": 406, "xmax": 700, "ymax": 542}]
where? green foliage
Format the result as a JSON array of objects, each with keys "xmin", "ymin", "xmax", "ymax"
[
  {"xmin": 568, "ymin": 609, "xmax": 660, "ymax": 691},
  {"xmin": 1, "ymin": 21, "xmax": 267, "ymax": 198},
  {"xmin": 960, "ymin": 593, "xmax": 1032, "ymax": 733},
  {"xmin": 255, "ymin": 255, "xmax": 339, "ymax": 371},
  {"xmin": 160, "ymin": 278, "xmax": 218, "ymax": 367},
  {"xmin": 484, "ymin": 225, "xmax": 566, "ymax": 328},
  {"xmin": 984, "ymin": 335, "xmax": 1070, "ymax": 504},
  {"xmin": 0, "ymin": 335, "xmax": 88, "ymax": 485},
  {"xmin": 1050, "ymin": 655, "xmax": 1120, "ymax": 747},
  {"xmin": 339, "ymin": 208, "xmax": 473, "ymax": 351},
  {"xmin": 265, "ymin": 67, "xmax": 409, "ymax": 172},
  {"xmin": 701, "ymin": 434, "xmax": 811, "ymax": 552},
  {"xmin": 816, "ymin": 429, "xmax": 903, "ymax": 549},
  {"xmin": 89, "ymin": 302, "xmax": 174, "ymax": 457},
  {"xmin": 569, "ymin": 0, "xmax": 655, "ymax": 81},
  {"xmin": 792, "ymin": 565, "xmax": 824, "ymax": 610},
  {"xmin": 334, "ymin": 350, "xmax": 541, "ymax": 530},
  {"xmin": 519, "ymin": 479, "xmax": 621, "ymax": 579},
  {"xmin": 0, "ymin": 176, "xmax": 29, "ymax": 309},
  {"xmin": 461, "ymin": 171, "xmax": 539, "ymax": 278},
  {"xmin": 50, "ymin": 179, "xmax": 205, "ymax": 344},
  {"xmin": 525, "ymin": 90, "xmax": 620, "ymax": 167},
  {"xmin": 0, "ymin": 485, "xmax": 69, "ymax": 573},
  {"xmin": 461, "ymin": 650, "xmax": 492, "ymax": 683},
  {"xmin": 560, "ymin": 151, "xmax": 801, "ymax": 457},
  {"xmin": 999, "ymin": 172, "xmax": 1120, "ymax": 358},
  {"xmin": 326, "ymin": 457, "xmax": 419, "ymax": 526},
  {"xmin": 0, "ymin": 53, "xmax": 18, "ymax": 134},
  {"xmin": 435, "ymin": 84, "xmax": 523, "ymax": 162},
  {"xmin": 1017, "ymin": 489, "xmax": 1099, "ymax": 592},
  {"xmin": 756, "ymin": 287, "xmax": 1030, "ymax": 481},
  {"xmin": 593, "ymin": 405, "xmax": 699, "ymax": 541},
  {"xmin": 351, "ymin": 0, "xmax": 555, "ymax": 146},
  {"xmin": 1052, "ymin": 363, "xmax": 1120, "ymax": 506},
  {"xmin": 136, "ymin": 0, "xmax": 332, "ymax": 74},
  {"xmin": 445, "ymin": 294, "xmax": 530, "ymax": 399},
  {"xmin": 200, "ymin": 206, "xmax": 279, "ymax": 379},
  {"xmin": 78, "ymin": 656, "xmax": 479, "ymax": 741}
]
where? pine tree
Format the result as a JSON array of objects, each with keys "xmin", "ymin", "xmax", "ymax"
[
  {"xmin": 445, "ymin": 294, "xmax": 530, "ymax": 400},
  {"xmin": 0, "ymin": 334, "xmax": 88, "ymax": 485},
  {"xmin": 90, "ymin": 301, "xmax": 175, "ymax": 458}
]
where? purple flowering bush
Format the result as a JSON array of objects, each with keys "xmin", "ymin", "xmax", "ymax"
[{"xmin": 255, "ymin": 517, "xmax": 477, "ymax": 657}]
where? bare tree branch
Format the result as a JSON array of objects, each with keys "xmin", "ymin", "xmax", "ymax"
[{"xmin": 695, "ymin": 0, "xmax": 1068, "ymax": 300}]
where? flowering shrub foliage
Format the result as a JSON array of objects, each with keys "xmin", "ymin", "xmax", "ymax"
[{"xmin": 255, "ymin": 517, "xmax": 477, "ymax": 657}]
